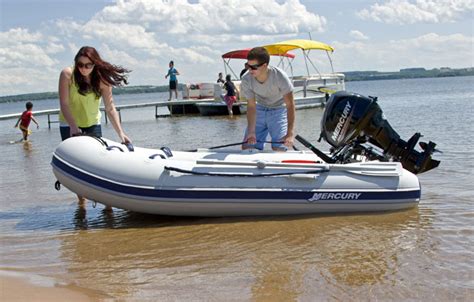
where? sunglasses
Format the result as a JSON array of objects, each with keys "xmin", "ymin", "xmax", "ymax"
[
  {"xmin": 77, "ymin": 62, "xmax": 95, "ymax": 69},
  {"xmin": 247, "ymin": 62, "xmax": 264, "ymax": 70}
]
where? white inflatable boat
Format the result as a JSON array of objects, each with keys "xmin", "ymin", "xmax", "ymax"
[
  {"xmin": 52, "ymin": 136, "xmax": 421, "ymax": 216},
  {"xmin": 52, "ymin": 92, "xmax": 439, "ymax": 217}
]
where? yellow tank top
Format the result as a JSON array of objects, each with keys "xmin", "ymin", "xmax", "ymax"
[{"xmin": 59, "ymin": 77, "xmax": 102, "ymax": 127}]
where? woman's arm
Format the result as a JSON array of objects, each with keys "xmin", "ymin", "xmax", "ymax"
[
  {"xmin": 58, "ymin": 67, "xmax": 80, "ymax": 136},
  {"xmin": 100, "ymin": 82, "xmax": 131, "ymax": 143}
]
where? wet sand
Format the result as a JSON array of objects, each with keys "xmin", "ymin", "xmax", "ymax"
[{"xmin": 0, "ymin": 274, "xmax": 101, "ymax": 302}]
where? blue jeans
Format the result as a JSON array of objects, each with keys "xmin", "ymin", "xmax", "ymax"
[
  {"xmin": 60, "ymin": 125, "xmax": 102, "ymax": 141},
  {"xmin": 244, "ymin": 104, "xmax": 288, "ymax": 150}
]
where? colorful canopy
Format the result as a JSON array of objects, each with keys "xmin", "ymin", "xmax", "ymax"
[
  {"xmin": 222, "ymin": 48, "xmax": 295, "ymax": 59},
  {"xmin": 263, "ymin": 39, "xmax": 334, "ymax": 55}
]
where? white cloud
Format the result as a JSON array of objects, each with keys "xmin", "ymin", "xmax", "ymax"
[
  {"xmin": 357, "ymin": 0, "xmax": 474, "ymax": 24},
  {"xmin": 1, "ymin": 0, "xmax": 326, "ymax": 95},
  {"xmin": 96, "ymin": 0, "xmax": 326, "ymax": 36},
  {"xmin": 0, "ymin": 28, "xmax": 58, "ymax": 68},
  {"xmin": 0, "ymin": 0, "xmax": 472, "ymax": 96},
  {"xmin": 0, "ymin": 28, "xmax": 43, "ymax": 44},
  {"xmin": 349, "ymin": 30, "xmax": 369, "ymax": 40},
  {"xmin": 332, "ymin": 33, "xmax": 473, "ymax": 71}
]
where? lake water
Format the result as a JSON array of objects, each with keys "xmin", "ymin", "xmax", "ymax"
[{"xmin": 0, "ymin": 76, "xmax": 473, "ymax": 301}]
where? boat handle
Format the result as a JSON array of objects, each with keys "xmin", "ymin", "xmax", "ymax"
[
  {"xmin": 122, "ymin": 142, "xmax": 134, "ymax": 152},
  {"xmin": 149, "ymin": 153, "xmax": 166, "ymax": 159},
  {"xmin": 106, "ymin": 146, "xmax": 124, "ymax": 152}
]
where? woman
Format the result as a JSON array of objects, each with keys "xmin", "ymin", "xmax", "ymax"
[{"xmin": 58, "ymin": 46, "xmax": 132, "ymax": 207}]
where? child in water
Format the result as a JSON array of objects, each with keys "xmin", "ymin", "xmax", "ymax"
[{"xmin": 14, "ymin": 101, "xmax": 39, "ymax": 141}]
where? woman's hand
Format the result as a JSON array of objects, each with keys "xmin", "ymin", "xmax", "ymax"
[
  {"xmin": 120, "ymin": 133, "xmax": 131, "ymax": 144},
  {"xmin": 70, "ymin": 126, "xmax": 81, "ymax": 137}
]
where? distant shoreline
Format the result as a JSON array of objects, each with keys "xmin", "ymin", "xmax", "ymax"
[{"xmin": 1, "ymin": 67, "xmax": 472, "ymax": 103}]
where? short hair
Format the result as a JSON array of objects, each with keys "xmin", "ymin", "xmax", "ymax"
[
  {"xmin": 26, "ymin": 101, "xmax": 33, "ymax": 109},
  {"xmin": 169, "ymin": 61, "xmax": 174, "ymax": 65},
  {"xmin": 247, "ymin": 47, "xmax": 270, "ymax": 65},
  {"xmin": 226, "ymin": 74, "xmax": 231, "ymax": 81}
]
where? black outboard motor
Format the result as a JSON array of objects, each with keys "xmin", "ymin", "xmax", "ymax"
[{"xmin": 319, "ymin": 91, "xmax": 440, "ymax": 174}]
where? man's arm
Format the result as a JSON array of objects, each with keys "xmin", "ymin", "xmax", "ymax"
[
  {"xmin": 282, "ymin": 92, "xmax": 295, "ymax": 148},
  {"xmin": 245, "ymin": 98, "xmax": 257, "ymax": 145}
]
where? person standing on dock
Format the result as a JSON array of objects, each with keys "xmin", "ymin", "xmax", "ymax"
[
  {"xmin": 58, "ymin": 46, "xmax": 132, "ymax": 209},
  {"xmin": 14, "ymin": 101, "xmax": 39, "ymax": 142},
  {"xmin": 165, "ymin": 60, "xmax": 180, "ymax": 100},
  {"xmin": 241, "ymin": 47, "xmax": 295, "ymax": 151}
]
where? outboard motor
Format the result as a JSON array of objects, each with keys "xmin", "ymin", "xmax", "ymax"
[{"xmin": 319, "ymin": 91, "xmax": 440, "ymax": 174}]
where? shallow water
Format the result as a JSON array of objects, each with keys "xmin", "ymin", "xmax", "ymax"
[{"xmin": 0, "ymin": 76, "xmax": 473, "ymax": 301}]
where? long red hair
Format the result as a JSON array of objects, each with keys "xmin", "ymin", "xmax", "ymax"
[{"xmin": 73, "ymin": 46, "xmax": 131, "ymax": 96}]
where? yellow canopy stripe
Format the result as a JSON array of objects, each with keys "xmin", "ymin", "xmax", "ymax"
[{"xmin": 263, "ymin": 39, "xmax": 334, "ymax": 55}]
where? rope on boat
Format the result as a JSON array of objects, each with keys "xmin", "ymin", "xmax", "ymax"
[
  {"xmin": 187, "ymin": 140, "xmax": 297, "ymax": 152},
  {"xmin": 91, "ymin": 136, "xmax": 109, "ymax": 147},
  {"xmin": 164, "ymin": 166, "xmax": 329, "ymax": 177}
]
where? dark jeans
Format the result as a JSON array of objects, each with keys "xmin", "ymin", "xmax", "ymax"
[{"xmin": 60, "ymin": 125, "xmax": 102, "ymax": 141}]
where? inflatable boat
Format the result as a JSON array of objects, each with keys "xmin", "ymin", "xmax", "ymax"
[{"xmin": 52, "ymin": 92, "xmax": 440, "ymax": 216}]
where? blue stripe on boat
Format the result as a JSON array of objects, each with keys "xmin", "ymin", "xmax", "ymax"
[{"xmin": 52, "ymin": 156, "xmax": 420, "ymax": 201}]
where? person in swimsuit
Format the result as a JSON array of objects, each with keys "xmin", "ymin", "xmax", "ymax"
[{"xmin": 14, "ymin": 101, "xmax": 39, "ymax": 141}]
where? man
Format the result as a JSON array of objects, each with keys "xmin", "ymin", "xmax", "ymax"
[
  {"xmin": 240, "ymin": 47, "xmax": 295, "ymax": 151},
  {"xmin": 165, "ymin": 60, "xmax": 180, "ymax": 100}
]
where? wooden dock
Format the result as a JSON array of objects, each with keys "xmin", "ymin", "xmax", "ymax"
[{"xmin": 0, "ymin": 99, "xmax": 215, "ymax": 128}]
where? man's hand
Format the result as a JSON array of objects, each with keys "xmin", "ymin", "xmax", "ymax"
[
  {"xmin": 281, "ymin": 132, "xmax": 294, "ymax": 148},
  {"xmin": 246, "ymin": 132, "xmax": 257, "ymax": 145}
]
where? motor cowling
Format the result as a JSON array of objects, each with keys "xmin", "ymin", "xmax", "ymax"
[{"xmin": 320, "ymin": 91, "xmax": 440, "ymax": 174}]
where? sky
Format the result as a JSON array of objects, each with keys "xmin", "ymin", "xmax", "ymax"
[{"xmin": 0, "ymin": 0, "xmax": 473, "ymax": 96}]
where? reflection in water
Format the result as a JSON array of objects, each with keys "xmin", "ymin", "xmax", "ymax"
[
  {"xmin": 73, "ymin": 204, "xmax": 118, "ymax": 230},
  {"xmin": 58, "ymin": 209, "xmax": 430, "ymax": 300},
  {"xmin": 22, "ymin": 141, "xmax": 32, "ymax": 155}
]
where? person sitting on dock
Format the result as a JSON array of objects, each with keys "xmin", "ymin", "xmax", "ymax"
[
  {"xmin": 14, "ymin": 101, "xmax": 39, "ymax": 142},
  {"xmin": 223, "ymin": 74, "xmax": 239, "ymax": 116},
  {"xmin": 165, "ymin": 60, "xmax": 180, "ymax": 100},
  {"xmin": 240, "ymin": 47, "xmax": 295, "ymax": 151},
  {"xmin": 58, "ymin": 46, "xmax": 132, "ymax": 209}
]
